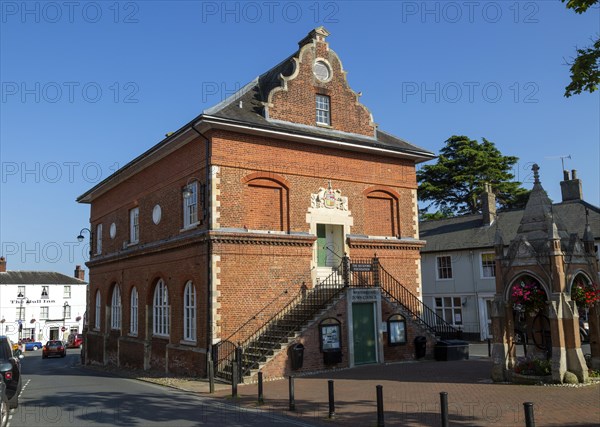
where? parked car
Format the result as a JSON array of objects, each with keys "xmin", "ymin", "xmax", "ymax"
[
  {"xmin": 42, "ymin": 340, "xmax": 66, "ymax": 359},
  {"xmin": 0, "ymin": 336, "xmax": 23, "ymax": 410},
  {"xmin": 21, "ymin": 340, "xmax": 43, "ymax": 351},
  {"xmin": 1, "ymin": 380, "xmax": 8, "ymax": 427},
  {"xmin": 67, "ymin": 334, "xmax": 83, "ymax": 349}
]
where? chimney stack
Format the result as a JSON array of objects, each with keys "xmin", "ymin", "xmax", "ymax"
[
  {"xmin": 560, "ymin": 169, "xmax": 583, "ymax": 202},
  {"xmin": 74, "ymin": 265, "xmax": 85, "ymax": 280},
  {"xmin": 0, "ymin": 257, "xmax": 6, "ymax": 273},
  {"xmin": 481, "ymin": 183, "xmax": 496, "ymax": 226}
]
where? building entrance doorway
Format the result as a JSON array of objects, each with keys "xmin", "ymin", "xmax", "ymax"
[
  {"xmin": 49, "ymin": 327, "xmax": 59, "ymax": 340},
  {"xmin": 352, "ymin": 302, "xmax": 377, "ymax": 365},
  {"xmin": 316, "ymin": 224, "xmax": 344, "ymax": 268}
]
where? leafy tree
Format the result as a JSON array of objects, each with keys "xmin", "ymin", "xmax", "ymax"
[
  {"xmin": 417, "ymin": 136, "xmax": 529, "ymax": 216},
  {"xmin": 562, "ymin": 0, "xmax": 600, "ymax": 96}
]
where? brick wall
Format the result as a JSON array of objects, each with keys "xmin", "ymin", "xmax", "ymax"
[
  {"xmin": 118, "ymin": 338, "xmax": 145, "ymax": 370},
  {"xmin": 267, "ymin": 36, "xmax": 375, "ymax": 137},
  {"xmin": 214, "ymin": 241, "xmax": 313, "ymax": 341},
  {"xmin": 90, "ymin": 138, "xmax": 207, "ymax": 256}
]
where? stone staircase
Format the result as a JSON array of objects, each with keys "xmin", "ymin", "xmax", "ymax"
[{"xmin": 217, "ymin": 275, "xmax": 345, "ymax": 383}]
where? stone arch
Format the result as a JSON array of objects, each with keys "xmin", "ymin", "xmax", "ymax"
[
  {"xmin": 568, "ymin": 270, "xmax": 594, "ymax": 295},
  {"xmin": 503, "ymin": 271, "xmax": 550, "ymax": 303}
]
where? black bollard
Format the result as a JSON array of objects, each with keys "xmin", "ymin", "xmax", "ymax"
[
  {"xmin": 523, "ymin": 402, "xmax": 535, "ymax": 427},
  {"xmin": 376, "ymin": 385, "xmax": 384, "ymax": 427},
  {"xmin": 289, "ymin": 375, "xmax": 296, "ymax": 411},
  {"xmin": 440, "ymin": 392, "xmax": 449, "ymax": 427},
  {"xmin": 232, "ymin": 363, "xmax": 238, "ymax": 398},
  {"xmin": 487, "ymin": 338, "xmax": 491, "ymax": 357},
  {"xmin": 258, "ymin": 372, "xmax": 264, "ymax": 405},
  {"xmin": 328, "ymin": 380, "xmax": 335, "ymax": 419}
]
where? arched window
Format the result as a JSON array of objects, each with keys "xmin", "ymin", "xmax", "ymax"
[
  {"xmin": 183, "ymin": 281, "xmax": 196, "ymax": 342},
  {"xmin": 94, "ymin": 290, "xmax": 101, "ymax": 330},
  {"xmin": 130, "ymin": 287, "xmax": 138, "ymax": 335},
  {"xmin": 111, "ymin": 285, "xmax": 121, "ymax": 330},
  {"xmin": 363, "ymin": 188, "xmax": 400, "ymax": 237},
  {"xmin": 242, "ymin": 173, "xmax": 289, "ymax": 231},
  {"xmin": 153, "ymin": 279, "xmax": 169, "ymax": 336}
]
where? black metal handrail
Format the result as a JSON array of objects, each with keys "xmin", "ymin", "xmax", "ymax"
[
  {"xmin": 237, "ymin": 269, "xmax": 346, "ymax": 378},
  {"xmin": 212, "ymin": 288, "xmax": 295, "ymax": 380},
  {"xmin": 223, "ymin": 288, "xmax": 292, "ymax": 344},
  {"xmin": 378, "ymin": 263, "xmax": 459, "ymax": 340}
]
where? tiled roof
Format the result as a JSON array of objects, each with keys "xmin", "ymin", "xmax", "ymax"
[
  {"xmin": 420, "ymin": 200, "xmax": 600, "ymax": 253},
  {"xmin": 0, "ymin": 271, "xmax": 87, "ymax": 285}
]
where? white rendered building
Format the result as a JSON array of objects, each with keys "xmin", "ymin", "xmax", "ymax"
[{"xmin": 0, "ymin": 258, "xmax": 87, "ymax": 343}]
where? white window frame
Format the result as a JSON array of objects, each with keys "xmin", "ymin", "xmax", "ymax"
[
  {"xmin": 64, "ymin": 285, "xmax": 71, "ymax": 298},
  {"xmin": 129, "ymin": 207, "xmax": 140, "ymax": 244},
  {"xmin": 64, "ymin": 304, "xmax": 71, "ymax": 320},
  {"xmin": 153, "ymin": 279, "xmax": 169, "ymax": 337},
  {"xmin": 480, "ymin": 252, "xmax": 496, "ymax": 278},
  {"xmin": 95, "ymin": 290, "xmax": 101, "ymax": 330},
  {"xmin": 96, "ymin": 223, "xmax": 103, "ymax": 255},
  {"xmin": 316, "ymin": 94, "xmax": 330, "ymax": 125},
  {"xmin": 16, "ymin": 306, "xmax": 25, "ymax": 321},
  {"xmin": 434, "ymin": 296, "xmax": 463, "ymax": 326},
  {"xmin": 183, "ymin": 182, "xmax": 199, "ymax": 228},
  {"xmin": 40, "ymin": 306, "xmax": 49, "ymax": 320},
  {"xmin": 436, "ymin": 255, "xmax": 453, "ymax": 280},
  {"xmin": 130, "ymin": 287, "xmax": 138, "ymax": 335},
  {"xmin": 111, "ymin": 286, "xmax": 121, "ymax": 330},
  {"xmin": 183, "ymin": 281, "xmax": 196, "ymax": 342}
]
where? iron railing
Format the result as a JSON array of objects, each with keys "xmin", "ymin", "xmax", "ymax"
[
  {"xmin": 212, "ymin": 287, "xmax": 298, "ymax": 380},
  {"xmin": 218, "ymin": 255, "xmax": 458, "ymax": 383},
  {"xmin": 237, "ymin": 269, "xmax": 346, "ymax": 378},
  {"xmin": 378, "ymin": 262, "xmax": 459, "ymax": 340}
]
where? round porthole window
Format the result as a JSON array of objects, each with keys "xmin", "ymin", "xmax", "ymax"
[
  {"xmin": 152, "ymin": 204, "xmax": 162, "ymax": 225},
  {"xmin": 109, "ymin": 223, "xmax": 116, "ymax": 239},
  {"xmin": 313, "ymin": 61, "xmax": 331, "ymax": 82}
]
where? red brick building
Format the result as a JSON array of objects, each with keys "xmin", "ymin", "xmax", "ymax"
[{"xmin": 77, "ymin": 28, "xmax": 451, "ymax": 381}]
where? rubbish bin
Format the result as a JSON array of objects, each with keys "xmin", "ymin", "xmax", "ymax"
[
  {"xmin": 434, "ymin": 340, "xmax": 469, "ymax": 361},
  {"xmin": 414, "ymin": 336, "xmax": 427, "ymax": 359},
  {"xmin": 290, "ymin": 343, "xmax": 305, "ymax": 370}
]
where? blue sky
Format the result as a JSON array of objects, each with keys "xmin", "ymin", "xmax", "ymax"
[{"xmin": 1, "ymin": 0, "xmax": 599, "ymax": 275}]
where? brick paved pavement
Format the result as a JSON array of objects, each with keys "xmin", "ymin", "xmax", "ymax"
[{"xmin": 214, "ymin": 359, "xmax": 600, "ymax": 426}]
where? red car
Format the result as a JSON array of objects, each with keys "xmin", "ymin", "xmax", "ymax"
[
  {"xmin": 67, "ymin": 334, "xmax": 83, "ymax": 349},
  {"xmin": 42, "ymin": 341, "xmax": 66, "ymax": 358}
]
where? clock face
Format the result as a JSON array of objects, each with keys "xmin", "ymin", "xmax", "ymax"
[{"xmin": 313, "ymin": 61, "xmax": 330, "ymax": 81}]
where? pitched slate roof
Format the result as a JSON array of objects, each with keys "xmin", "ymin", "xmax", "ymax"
[
  {"xmin": 0, "ymin": 271, "xmax": 87, "ymax": 285},
  {"xmin": 420, "ymin": 199, "xmax": 600, "ymax": 253},
  {"xmin": 202, "ymin": 42, "xmax": 434, "ymax": 159}
]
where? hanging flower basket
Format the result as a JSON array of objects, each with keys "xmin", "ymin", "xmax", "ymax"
[
  {"xmin": 571, "ymin": 280, "xmax": 600, "ymax": 308},
  {"xmin": 76, "ymin": 316, "xmax": 82, "ymax": 322},
  {"xmin": 511, "ymin": 279, "xmax": 547, "ymax": 315},
  {"xmin": 30, "ymin": 319, "xmax": 36, "ymax": 324}
]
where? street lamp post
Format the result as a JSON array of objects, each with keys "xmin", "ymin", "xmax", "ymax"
[
  {"xmin": 16, "ymin": 291, "xmax": 27, "ymax": 342},
  {"xmin": 63, "ymin": 302, "xmax": 70, "ymax": 339},
  {"xmin": 77, "ymin": 228, "xmax": 94, "ymax": 257}
]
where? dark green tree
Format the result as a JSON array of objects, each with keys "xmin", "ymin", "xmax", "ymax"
[
  {"xmin": 417, "ymin": 136, "xmax": 529, "ymax": 216},
  {"xmin": 562, "ymin": 0, "xmax": 600, "ymax": 96}
]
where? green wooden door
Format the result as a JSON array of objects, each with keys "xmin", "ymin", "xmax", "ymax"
[
  {"xmin": 352, "ymin": 303, "xmax": 377, "ymax": 365},
  {"xmin": 317, "ymin": 224, "xmax": 327, "ymax": 267}
]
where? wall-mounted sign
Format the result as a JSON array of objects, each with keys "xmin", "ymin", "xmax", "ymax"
[
  {"xmin": 351, "ymin": 289, "xmax": 378, "ymax": 302},
  {"xmin": 350, "ymin": 263, "xmax": 372, "ymax": 272},
  {"xmin": 319, "ymin": 318, "xmax": 342, "ymax": 352}
]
